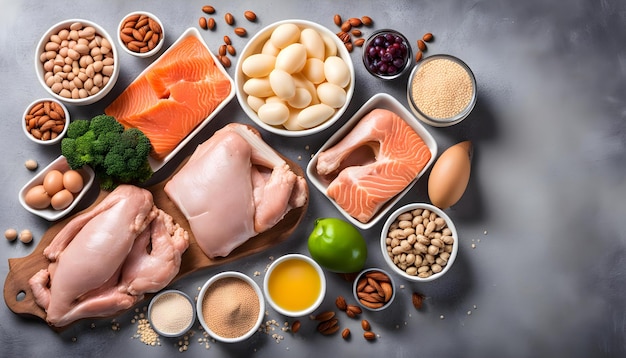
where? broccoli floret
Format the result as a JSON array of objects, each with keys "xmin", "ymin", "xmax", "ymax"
[
  {"xmin": 103, "ymin": 128, "xmax": 153, "ymax": 184},
  {"xmin": 66, "ymin": 119, "xmax": 90, "ymax": 139},
  {"xmin": 61, "ymin": 114, "xmax": 154, "ymax": 191}
]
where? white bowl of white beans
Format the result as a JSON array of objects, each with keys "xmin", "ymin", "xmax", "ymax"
[
  {"xmin": 380, "ymin": 203, "xmax": 458, "ymax": 282},
  {"xmin": 235, "ymin": 19, "xmax": 355, "ymax": 137},
  {"xmin": 35, "ymin": 19, "xmax": 119, "ymax": 106}
]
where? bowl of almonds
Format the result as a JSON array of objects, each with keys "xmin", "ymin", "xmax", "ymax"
[
  {"xmin": 35, "ymin": 19, "xmax": 119, "ymax": 106},
  {"xmin": 352, "ymin": 268, "xmax": 396, "ymax": 311},
  {"xmin": 117, "ymin": 11, "xmax": 165, "ymax": 58},
  {"xmin": 380, "ymin": 203, "xmax": 458, "ymax": 282},
  {"xmin": 22, "ymin": 98, "xmax": 69, "ymax": 145}
]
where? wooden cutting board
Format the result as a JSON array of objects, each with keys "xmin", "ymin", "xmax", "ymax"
[{"xmin": 3, "ymin": 148, "xmax": 308, "ymax": 330}]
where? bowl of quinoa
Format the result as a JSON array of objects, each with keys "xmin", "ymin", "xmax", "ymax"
[{"xmin": 406, "ymin": 54, "xmax": 476, "ymax": 127}]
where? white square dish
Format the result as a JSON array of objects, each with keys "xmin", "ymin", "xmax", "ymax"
[
  {"xmin": 306, "ymin": 93, "xmax": 438, "ymax": 230},
  {"xmin": 113, "ymin": 27, "xmax": 236, "ymax": 173},
  {"xmin": 18, "ymin": 155, "xmax": 95, "ymax": 221}
]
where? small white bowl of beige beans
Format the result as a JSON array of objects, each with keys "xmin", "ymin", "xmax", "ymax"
[
  {"xmin": 235, "ymin": 19, "xmax": 355, "ymax": 137},
  {"xmin": 380, "ymin": 203, "xmax": 458, "ymax": 282},
  {"xmin": 35, "ymin": 19, "xmax": 119, "ymax": 106}
]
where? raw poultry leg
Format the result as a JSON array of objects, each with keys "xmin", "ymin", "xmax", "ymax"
[
  {"xmin": 120, "ymin": 209, "xmax": 189, "ymax": 296},
  {"xmin": 28, "ymin": 185, "xmax": 164, "ymax": 327}
]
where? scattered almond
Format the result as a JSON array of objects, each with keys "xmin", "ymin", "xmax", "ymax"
[
  {"xmin": 415, "ymin": 50, "xmax": 423, "ymax": 62},
  {"xmin": 202, "ymin": 5, "xmax": 215, "ymax": 14},
  {"xmin": 291, "ymin": 320, "xmax": 301, "ymax": 333},
  {"xmin": 207, "ymin": 18, "xmax": 216, "ymax": 30},
  {"xmin": 218, "ymin": 44, "xmax": 227, "ymax": 56},
  {"xmin": 313, "ymin": 311, "xmax": 336, "ymax": 321},
  {"xmin": 345, "ymin": 42, "xmax": 353, "ymax": 52},
  {"xmin": 234, "ymin": 27, "xmax": 247, "ymax": 36},
  {"xmin": 244, "ymin": 10, "xmax": 257, "ymax": 22},
  {"xmin": 351, "ymin": 29, "xmax": 362, "ymax": 37},
  {"xmin": 423, "ymin": 32, "xmax": 434, "ymax": 42},
  {"xmin": 224, "ymin": 12, "xmax": 234, "ymax": 25},
  {"xmin": 335, "ymin": 296, "xmax": 348, "ymax": 311},
  {"xmin": 218, "ymin": 55, "xmax": 231, "ymax": 68},
  {"xmin": 317, "ymin": 318, "xmax": 339, "ymax": 335},
  {"xmin": 341, "ymin": 328, "xmax": 351, "ymax": 339},
  {"xmin": 348, "ymin": 17, "xmax": 362, "ymax": 27},
  {"xmin": 363, "ymin": 331, "xmax": 376, "ymax": 341},
  {"xmin": 340, "ymin": 21, "xmax": 352, "ymax": 32},
  {"xmin": 417, "ymin": 39, "xmax": 427, "ymax": 51},
  {"xmin": 333, "ymin": 14, "xmax": 342, "ymax": 26},
  {"xmin": 227, "ymin": 44, "xmax": 236, "ymax": 56},
  {"xmin": 361, "ymin": 16, "xmax": 373, "ymax": 26},
  {"xmin": 223, "ymin": 35, "xmax": 232, "ymax": 45},
  {"xmin": 412, "ymin": 292, "xmax": 424, "ymax": 310},
  {"xmin": 354, "ymin": 38, "xmax": 365, "ymax": 47},
  {"xmin": 361, "ymin": 319, "xmax": 371, "ymax": 331}
]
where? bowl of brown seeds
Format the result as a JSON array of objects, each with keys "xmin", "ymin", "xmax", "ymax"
[
  {"xmin": 117, "ymin": 11, "xmax": 165, "ymax": 58},
  {"xmin": 22, "ymin": 98, "xmax": 69, "ymax": 145},
  {"xmin": 380, "ymin": 203, "xmax": 458, "ymax": 282}
]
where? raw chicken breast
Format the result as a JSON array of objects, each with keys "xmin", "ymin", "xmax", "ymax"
[
  {"xmin": 28, "ymin": 185, "xmax": 189, "ymax": 327},
  {"xmin": 317, "ymin": 108, "xmax": 431, "ymax": 223},
  {"xmin": 164, "ymin": 123, "xmax": 307, "ymax": 258}
]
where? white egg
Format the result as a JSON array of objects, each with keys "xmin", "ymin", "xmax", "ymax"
[
  {"xmin": 243, "ymin": 77, "xmax": 275, "ymax": 98},
  {"xmin": 270, "ymin": 23, "xmax": 301, "ymax": 49},
  {"xmin": 282, "ymin": 108, "xmax": 306, "ymax": 131},
  {"xmin": 296, "ymin": 103, "xmax": 335, "ymax": 128},
  {"xmin": 275, "ymin": 43, "xmax": 307, "ymax": 74},
  {"xmin": 292, "ymin": 73, "xmax": 319, "ymax": 104},
  {"xmin": 300, "ymin": 28, "xmax": 325, "ymax": 60},
  {"xmin": 321, "ymin": 33, "xmax": 338, "ymax": 58},
  {"xmin": 302, "ymin": 58, "xmax": 326, "ymax": 84},
  {"xmin": 324, "ymin": 56, "xmax": 351, "ymax": 88},
  {"xmin": 269, "ymin": 69, "xmax": 296, "ymax": 100},
  {"xmin": 258, "ymin": 102, "xmax": 290, "ymax": 125},
  {"xmin": 317, "ymin": 82, "xmax": 347, "ymax": 108},
  {"xmin": 287, "ymin": 88, "xmax": 313, "ymax": 109},
  {"xmin": 242, "ymin": 54, "xmax": 276, "ymax": 78},
  {"xmin": 247, "ymin": 95, "xmax": 265, "ymax": 112},
  {"xmin": 261, "ymin": 39, "xmax": 280, "ymax": 56}
]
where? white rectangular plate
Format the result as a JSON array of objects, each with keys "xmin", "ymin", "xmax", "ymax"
[{"xmin": 306, "ymin": 93, "xmax": 438, "ymax": 230}]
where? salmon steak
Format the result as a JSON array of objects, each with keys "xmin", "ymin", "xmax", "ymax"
[
  {"xmin": 316, "ymin": 108, "xmax": 431, "ymax": 223},
  {"xmin": 105, "ymin": 35, "xmax": 232, "ymax": 161}
]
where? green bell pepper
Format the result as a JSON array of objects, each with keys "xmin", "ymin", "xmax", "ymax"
[{"xmin": 307, "ymin": 217, "xmax": 368, "ymax": 273}]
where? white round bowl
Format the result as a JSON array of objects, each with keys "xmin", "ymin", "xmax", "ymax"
[
  {"xmin": 22, "ymin": 98, "xmax": 69, "ymax": 145},
  {"xmin": 148, "ymin": 289, "xmax": 196, "ymax": 338},
  {"xmin": 197, "ymin": 271, "xmax": 264, "ymax": 343},
  {"xmin": 35, "ymin": 19, "xmax": 119, "ymax": 106},
  {"xmin": 406, "ymin": 54, "xmax": 477, "ymax": 127},
  {"xmin": 352, "ymin": 268, "xmax": 396, "ymax": 311},
  {"xmin": 380, "ymin": 203, "xmax": 459, "ymax": 282},
  {"xmin": 263, "ymin": 253, "xmax": 326, "ymax": 317},
  {"xmin": 117, "ymin": 11, "xmax": 165, "ymax": 58},
  {"xmin": 235, "ymin": 19, "xmax": 355, "ymax": 137}
]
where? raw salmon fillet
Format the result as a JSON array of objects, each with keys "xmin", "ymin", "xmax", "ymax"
[
  {"xmin": 105, "ymin": 35, "xmax": 232, "ymax": 161},
  {"xmin": 316, "ymin": 109, "xmax": 431, "ymax": 223}
]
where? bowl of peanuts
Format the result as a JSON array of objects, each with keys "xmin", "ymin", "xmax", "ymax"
[
  {"xmin": 380, "ymin": 203, "xmax": 458, "ymax": 282},
  {"xmin": 117, "ymin": 11, "xmax": 165, "ymax": 58},
  {"xmin": 235, "ymin": 19, "xmax": 355, "ymax": 137},
  {"xmin": 35, "ymin": 19, "xmax": 119, "ymax": 106},
  {"xmin": 22, "ymin": 98, "xmax": 69, "ymax": 145}
]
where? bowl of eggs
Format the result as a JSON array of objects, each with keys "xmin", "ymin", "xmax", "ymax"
[
  {"xmin": 19, "ymin": 155, "xmax": 95, "ymax": 221},
  {"xmin": 235, "ymin": 19, "xmax": 355, "ymax": 137},
  {"xmin": 380, "ymin": 203, "xmax": 458, "ymax": 282},
  {"xmin": 35, "ymin": 19, "xmax": 119, "ymax": 106}
]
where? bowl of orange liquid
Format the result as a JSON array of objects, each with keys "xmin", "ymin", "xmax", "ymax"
[{"xmin": 263, "ymin": 253, "xmax": 326, "ymax": 317}]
